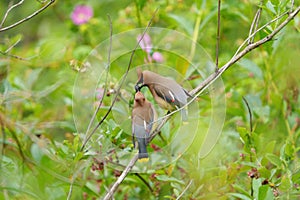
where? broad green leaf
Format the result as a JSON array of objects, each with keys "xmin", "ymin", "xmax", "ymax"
[
  {"xmin": 228, "ymin": 193, "xmax": 252, "ymax": 200},
  {"xmin": 232, "ymin": 184, "xmax": 251, "ymax": 198},
  {"xmin": 265, "ymin": 153, "xmax": 282, "ymax": 168},
  {"xmin": 156, "ymin": 175, "xmax": 185, "ymax": 184},
  {"xmin": 253, "ymin": 178, "xmax": 263, "ymax": 199},
  {"xmin": 73, "ymin": 45, "xmax": 93, "ymax": 60},
  {"xmin": 264, "ymin": 140, "xmax": 276, "ymax": 154},
  {"xmin": 238, "ymin": 58, "xmax": 263, "ymax": 80},
  {"xmin": 258, "ymin": 185, "xmax": 273, "ymax": 200},
  {"xmin": 266, "ymin": 1, "xmax": 276, "ymax": 14},
  {"xmin": 31, "ymin": 143, "xmax": 44, "ymax": 163},
  {"xmin": 167, "ymin": 14, "xmax": 193, "ymax": 35}
]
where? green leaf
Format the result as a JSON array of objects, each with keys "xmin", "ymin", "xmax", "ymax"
[
  {"xmin": 253, "ymin": 178, "xmax": 263, "ymax": 199},
  {"xmin": 228, "ymin": 193, "xmax": 252, "ymax": 200},
  {"xmin": 238, "ymin": 58, "xmax": 263, "ymax": 80},
  {"xmin": 135, "ymin": 0, "xmax": 147, "ymax": 10},
  {"xmin": 166, "ymin": 14, "xmax": 193, "ymax": 35},
  {"xmin": 31, "ymin": 143, "xmax": 44, "ymax": 163},
  {"xmin": 155, "ymin": 175, "xmax": 185, "ymax": 184},
  {"xmin": 73, "ymin": 45, "xmax": 93, "ymax": 60},
  {"xmin": 266, "ymin": 1, "xmax": 276, "ymax": 14},
  {"xmin": 264, "ymin": 140, "xmax": 276, "ymax": 154},
  {"xmin": 258, "ymin": 185, "xmax": 274, "ymax": 200},
  {"xmin": 237, "ymin": 126, "xmax": 248, "ymax": 143},
  {"xmin": 265, "ymin": 153, "xmax": 282, "ymax": 168},
  {"xmin": 232, "ymin": 184, "xmax": 251, "ymax": 198}
]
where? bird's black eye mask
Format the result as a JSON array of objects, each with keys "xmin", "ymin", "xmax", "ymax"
[{"xmin": 135, "ymin": 73, "xmax": 144, "ymax": 92}]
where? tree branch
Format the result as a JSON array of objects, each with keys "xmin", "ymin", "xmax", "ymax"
[
  {"xmin": 176, "ymin": 179, "xmax": 193, "ymax": 200},
  {"xmin": 248, "ymin": 1, "xmax": 263, "ymax": 44},
  {"xmin": 0, "ymin": 0, "xmax": 25, "ymax": 28},
  {"xmin": 103, "ymin": 155, "xmax": 139, "ymax": 200},
  {"xmin": 215, "ymin": 0, "xmax": 221, "ymax": 71},
  {"xmin": 102, "ymin": 5, "xmax": 300, "ymax": 199},
  {"xmin": 242, "ymin": 97, "xmax": 253, "ymax": 133},
  {"xmin": 0, "ymin": 0, "xmax": 55, "ymax": 32}
]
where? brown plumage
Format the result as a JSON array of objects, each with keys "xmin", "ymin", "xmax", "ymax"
[
  {"xmin": 132, "ymin": 91, "xmax": 156, "ymax": 161},
  {"xmin": 136, "ymin": 69, "xmax": 190, "ymax": 121}
]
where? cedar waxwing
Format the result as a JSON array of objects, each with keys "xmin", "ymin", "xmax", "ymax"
[
  {"xmin": 135, "ymin": 69, "xmax": 190, "ymax": 121},
  {"xmin": 132, "ymin": 91, "xmax": 156, "ymax": 161}
]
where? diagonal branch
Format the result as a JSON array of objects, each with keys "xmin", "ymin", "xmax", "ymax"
[
  {"xmin": 215, "ymin": 0, "xmax": 221, "ymax": 71},
  {"xmin": 0, "ymin": 0, "xmax": 25, "ymax": 28},
  {"xmin": 102, "ymin": 5, "xmax": 300, "ymax": 199},
  {"xmin": 0, "ymin": 0, "xmax": 55, "ymax": 32}
]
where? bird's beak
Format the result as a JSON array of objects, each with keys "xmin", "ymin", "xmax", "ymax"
[{"xmin": 135, "ymin": 84, "xmax": 140, "ymax": 92}]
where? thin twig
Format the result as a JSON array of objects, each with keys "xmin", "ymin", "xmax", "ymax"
[
  {"xmin": 215, "ymin": 0, "xmax": 221, "ymax": 71},
  {"xmin": 134, "ymin": 173, "xmax": 153, "ymax": 192},
  {"xmin": 0, "ymin": 111, "xmax": 6, "ymax": 168},
  {"xmin": 232, "ymin": 11, "xmax": 288, "ymax": 59},
  {"xmin": 0, "ymin": 51, "xmax": 29, "ymax": 61},
  {"xmin": 103, "ymin": 155, "xmax": 139, "ymax": 200},
  {"xmin": 81, "ymin": 15, "xmax": 113, "ymax": 150},
  {"xmin": 176, "ymin": 179, "xmax": 193, "ymax": 200},
  {"xmin": 102, "ymin": 5, "xmax": 300, "ymax": 199},
  {"xmin": 192, "ymin": 6, "xmax": 300, "ymax": 97},
  {"xmin": 0, "ymin": 0, "xmax": 25, "ymax": 28},
  {"xmin": 67, "ymin": 16, "xmax": 114, "ymax": 200},
  {"xmin": 0, "ymin": 0, "xmax": 55, "ymax": 32},
  {"xmin": 248, "ymin": 1, "xmax": 263, "ymax": 44},
  {"xmin": 242, "ymin": 97, "xmax": 253, "ymax": 133}
]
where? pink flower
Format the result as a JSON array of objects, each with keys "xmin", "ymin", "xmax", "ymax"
[
  {"xmin": 137, "ymin": 33, "xmax": 164, "ymax": 63},
  {"xmin": 137, "ymin": 33, "xmax": 152, "ymax": 53},
  {"xmin": 96, "ymin": 88, "xmax": 104, "ymax": 100},
  {"xmin": 71, "ymin": 5, "xmax": 93, "ymax": 25},
  {"xmin": 152, "ymin": 52, "xmax": 164, "ymax": 63}
]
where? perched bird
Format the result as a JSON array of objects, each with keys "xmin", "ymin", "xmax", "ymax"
[
  {"xmin": 132, "ymin": 91, "xmax": 156, "ymax": 161},
  {"xmin": 135, "ymin": 69, "xmax": 190, "ymax": 121}
]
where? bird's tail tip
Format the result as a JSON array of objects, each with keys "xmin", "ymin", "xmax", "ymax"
[
  {"xmin": 138, "ymin": 153, "xmax": 149, "ymax": 162},
  {"xmin": 138, "ymin": 157, "xmax": 149, "ymax": 162}
]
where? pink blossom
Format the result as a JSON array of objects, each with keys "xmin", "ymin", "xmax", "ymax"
[
  {"xmin": 137, "ymin": 33, "xmax": 164, "ymax": 63},
  {"xmin": 71, "ymin": 5, "xmax": 93, "ymax": 25},
  {"xmin": 152, "ymin": 52, "xmax": 164, "ymax": 63},
  {"xmin": 137, "ymin": 33, "xmax": 152, "ymax": 53},
  {"xmin": 96, "ymin": 88, "xmax": 104, "ymax": 100}
]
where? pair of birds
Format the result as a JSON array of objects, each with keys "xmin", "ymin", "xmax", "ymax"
[{"xmin": 132, "ymin": 69, "xmax": 190, "ymax": 161}]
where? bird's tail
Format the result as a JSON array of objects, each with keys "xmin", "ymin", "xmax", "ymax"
[
  {"xmin": 181, "ymin": 106, "xmax": 188, "ymax": 122},
  {"xmin": 137, "ymin": 138, "xmax": 149, "ymax": 162}
]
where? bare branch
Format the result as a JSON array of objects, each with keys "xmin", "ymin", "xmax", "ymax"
[
  {"xmin": 81, "ymin": 15, "xmax": 114, "ymax": 151},
  {"xmin": 103, "ymin": 155, "xmax": 139, "ymax": 200},
  {"xmin": 233, "ymin": 11, "xmax": 288, "ymax": 59},
  {"xmin": 0, "ymin": 0, "xmax": 25, "ymax": 28},
  {"xmin": 248, "ymin": 1, "xmax": 263, "ymax": 44},
  {"xmin": 191, "ymin": 6, "xmax": 300, "ymax": 97},
  {"xmin": 0, "ymin": 0, "xmax": 55, "ymax": 32},
  {"xmin": 134, "ymin": 173, "xmax": 153, "ymax": 193},
  {"xmin": 242, "ymin": 97, "xmax": 253, "ymax": 133},
  {"xmin": 0, "ymin": 50, "xmax": 29, "ymax": 61},
  {"xmin": 176, "ymin": 179, "xmax": 193, "ymax": 200},
  {"xmin": 215, "ymin": 0, "xmax": 221, "ymax": 71}
]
